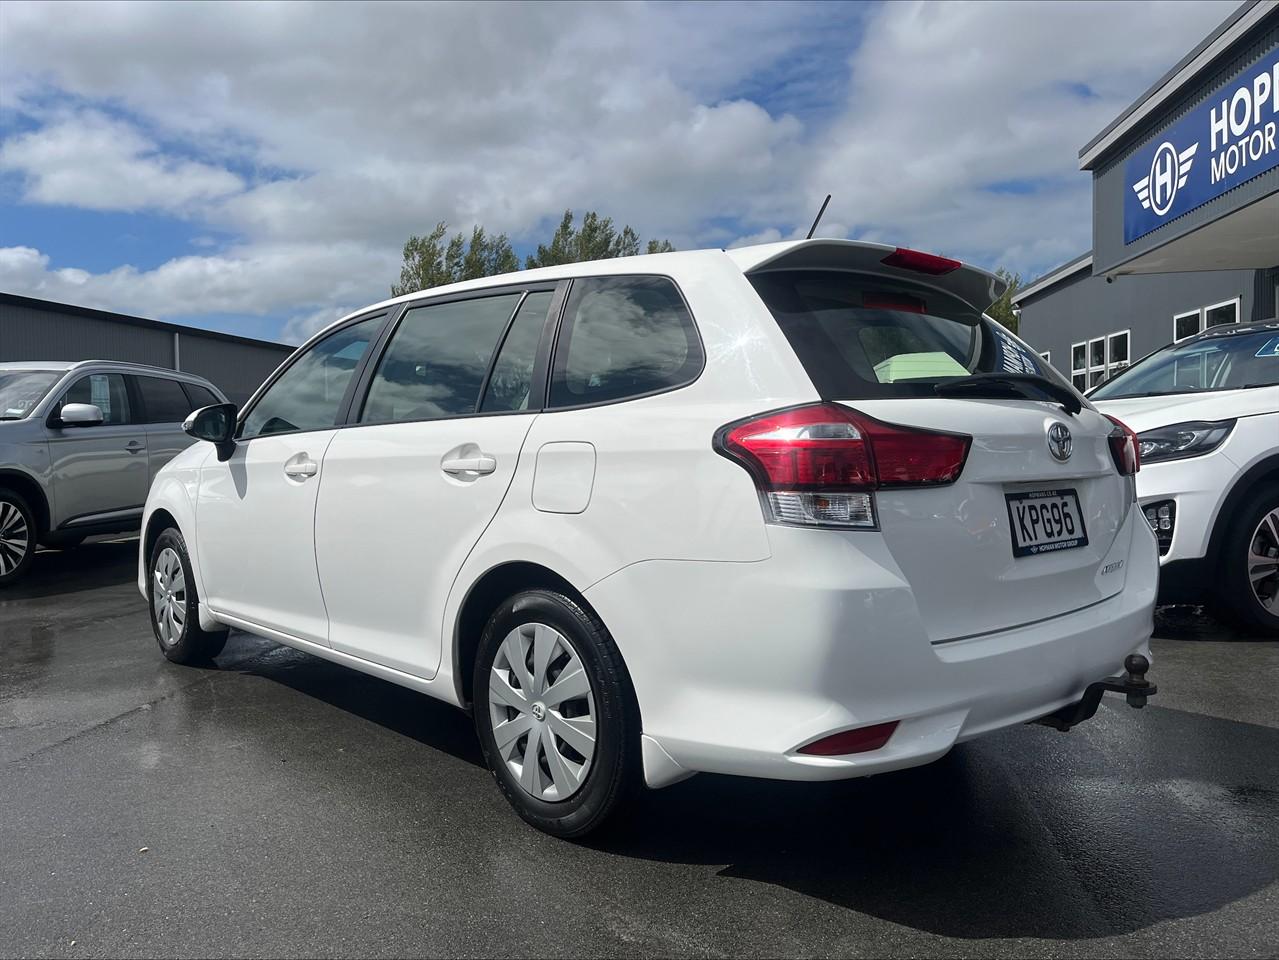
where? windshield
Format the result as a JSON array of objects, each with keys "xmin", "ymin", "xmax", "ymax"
[
  {"xmin": 0, "ymin": 370, "xmax": 61, "ymax": 420},
  {"xmin": 750, "ymin": 270, "xmax": 1066, "ymax": 399},
  {"xmin": 1091, "ymin": 324, "xmax": 1279, "ymax": 399}
]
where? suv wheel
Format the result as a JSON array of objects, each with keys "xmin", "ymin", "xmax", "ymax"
[
  {"xmin": 473, "ymin": 589, "xmax": 641, "ymax": 838},
  {"xmin": 0, "ymin": 487, "xmax": 37, "ymax": 586},
  {"xmin": 1213, "ymin": 488, "xmax": 1279, "ymax": 635},
  {"xmin": 149, "ymin": 527, "xmax": 228, "ymax": 663}
]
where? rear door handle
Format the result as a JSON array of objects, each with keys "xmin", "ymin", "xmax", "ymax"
[
  {"xmin": 125, "ymin": 440, "xmax": 145, "ymax": 455},
  {"xmin": 441, "ymin": 454, "xmax": 496, "ymax": 476},
  {"xmin": 284, "ymin": 458, "xmax": 318, "ymax": 479}
]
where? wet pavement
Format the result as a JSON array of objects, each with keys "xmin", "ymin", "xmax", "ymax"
[{"xmin": 1, "ymin": 538, "xmax": 1277, "ymax": 959}]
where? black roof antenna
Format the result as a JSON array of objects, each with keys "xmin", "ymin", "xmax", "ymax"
[{"xmin": 805, "ymin": 194, "xmax": 832, "ymax": 240}]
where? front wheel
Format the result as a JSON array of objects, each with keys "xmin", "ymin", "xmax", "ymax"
[
  {"xmin": 1213, "ymin": 489, "xmax": 1279, "ymax": 635},
  {"xmin": 149, "ymin": 528, "xmax": 228, "ymax": 663},
  {"xmin": 0, "ymin": 487, "xmax": 37, "ymax": 586},
  {"xmin": 473, "ymin": 589, "xmax": 641, "ymax": 838}
]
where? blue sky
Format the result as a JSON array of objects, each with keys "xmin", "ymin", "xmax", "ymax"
[{"xmin": 0, "ymin": 0, "xmax": 1235, "ymax": 344}]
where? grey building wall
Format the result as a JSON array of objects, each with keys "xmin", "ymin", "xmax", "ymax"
[
  {"xmin": 1018, "ymin": 265, "xmax": 1275, "ymax": 384},
  {"xmin": 0, "ymin": 294, "xmax": 293, "ymax": 405}
]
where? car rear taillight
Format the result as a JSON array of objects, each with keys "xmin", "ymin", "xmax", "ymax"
[
  {"xmin": 880, "ymin": 247, "xmax": 962, "ymax": 275},
  {"xmin": 1105, "ymin": 415, "xmax": 1140, "ymax": 476},
  {"xmin": 715, "ymin": 403, "xmax": 971, "ymax": 529},
  {"xmin": 797, "ymin": 721, "xmax": 899, "ymax": 756}
]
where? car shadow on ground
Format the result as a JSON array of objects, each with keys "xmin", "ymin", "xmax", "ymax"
[
  {"xmin": 221, "ymin": 626, "xmax": 1279, "ymax": 942},
  {"xmin": 0, "ymin": 537, "xmax": 139, "ymax": 602}
]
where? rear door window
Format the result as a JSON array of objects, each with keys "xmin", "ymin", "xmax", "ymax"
[
  {"xmin": 360, "ymin": 294, "xmax": 523, "ymax": 423},
  {"xmin": 480, "ymin": 290, "xmax": 554, "ymax": 413},
  {"xmin": 182, "ymin": 383, "xmax": 221, "ymax": 409},
  {"xmin": 135, "ymin": 376, "xmax": 196, "ymax": 423},
  {"xmin": 549, "ymin": 276, "xmax": 702, "ymax": 408},
  {"xmin": 749, "ymin": 271, "xmax": 1058, "ymax": 399}
]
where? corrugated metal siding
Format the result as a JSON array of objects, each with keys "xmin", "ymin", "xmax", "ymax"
[
  {"xmin": 0, "ymin": 302, "xmax": 174, "ymax": 366},
  {"xmin": 1018, "ymin": 267, "xmax": 1261, "ymax": 369},
  {"xmin": 178, "ymin": 335, "xmax": 292, "ymax": 404},
  {"xmin": 0, "ymin": 300, "xmax": 293, "ymax": 405}
]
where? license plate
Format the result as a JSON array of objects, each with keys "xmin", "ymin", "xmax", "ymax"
[{"xmin": 1005, "ymin": 488, "xmax": 1088, "ymax": 557}]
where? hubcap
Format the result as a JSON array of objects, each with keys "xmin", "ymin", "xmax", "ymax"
[
  {"xmin": 1248, "ymin": 507, "xmax": 1279, "ymax": 614},
  {"xmin": 0, "ymin": 499, "xmax": 30, "ymax": 576},
  {"xmin": 152, "ymin": 547, "xmax": 187, "ymax": 646},
  {"xmin": 487, "ymin": 622, "xmax": 597, "ymax": 802}
]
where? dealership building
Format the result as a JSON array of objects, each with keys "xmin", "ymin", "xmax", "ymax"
[
  {"xmin": 1016, "ymin": 0, "xmax": 1279, "ymax": 391},
  {"xmin": 0, "ymin": 292, "xmax": 293, "ymax": 404}
]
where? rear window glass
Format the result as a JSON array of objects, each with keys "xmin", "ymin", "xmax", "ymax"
[{"xmin": 750, "ymin": 270, "xmax": 1053, "ymax": 399}]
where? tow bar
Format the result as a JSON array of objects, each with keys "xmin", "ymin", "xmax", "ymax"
[{"xmin": 1033, "ymin": 654, "xmax": 1156, "ymax": 732}]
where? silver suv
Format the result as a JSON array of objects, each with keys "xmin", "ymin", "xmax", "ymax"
[{"xmin": 0, "ymin": 360, "xmax": 227, "ymax": 584}]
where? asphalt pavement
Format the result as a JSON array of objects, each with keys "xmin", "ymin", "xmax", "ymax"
[{"xmin": 1, "ymin": 539, "xmax": 1277, "ymax": 959}]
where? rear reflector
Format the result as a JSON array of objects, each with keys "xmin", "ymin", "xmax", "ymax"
[
  {"xmin": 881, "ymin": 247, "xmax": 962, "ymax": 276},
  {"xmin": 798, "ymin": 721, "xmax": 899, "ymax": 756},
  {"xmin": 715, "ymin": 403, "xmax": 970, "ymax": 529},
  {"xmin": 1104, "ymin": 415, "xmax": 1140, "ymax": 476}
]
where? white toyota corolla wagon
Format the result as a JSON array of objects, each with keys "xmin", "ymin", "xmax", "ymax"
[{"xmin": 140, "ymin": 239, "xmax": 1158, "ymax": 836}]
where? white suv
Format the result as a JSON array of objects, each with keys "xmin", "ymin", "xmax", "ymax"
[
  {"xmin": 139, "ymin": 240, "xmax": 1158, "ymax": 836},
  {"xmin": 1092, "ymin": 319, "xmax": 1279, "ymax": 634}
]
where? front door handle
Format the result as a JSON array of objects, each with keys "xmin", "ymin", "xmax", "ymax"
[
  {"xmin": 125, "ymin": 440, "xmax": 145, "ymax": 455},
  {"xmin": 441, "ymin": 454, "xmax": 496, "ymax": 476},
  {"xmin": 284, "ymin": 458, "xmax": 318, "ymax": 479}
]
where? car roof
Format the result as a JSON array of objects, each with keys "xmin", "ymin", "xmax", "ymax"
[
  {"xmin": 1185, "ymin": 318, "xmax": 1279, "ymax": 343},
  {"xmin": 310, "ymin": 239, "xmax": 1006, "ymax": 345},
  {"xmin": 0, "ymin": 359, "xmax": 220, "ymax": 386}
]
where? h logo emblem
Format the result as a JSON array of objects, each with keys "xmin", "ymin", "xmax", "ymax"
[{"xmin": 1133, "ymin": 140, "xmax": 1198, "ymax": 217}]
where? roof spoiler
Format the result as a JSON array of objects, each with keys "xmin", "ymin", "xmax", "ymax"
[{"xmin": 725, "ymin": 239, "xmax": 1007, "ymax": 312}]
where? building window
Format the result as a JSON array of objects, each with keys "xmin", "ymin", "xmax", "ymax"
[
  {"xmin": 1070, "ymin": 342, "xmax": 1087, "ymax": 392},
  {"xmin": 1071, "ymin": 331, "xmax": 1130, "ymax": 391},
  {"xmin": 1204, "ymin": 298, "xmax": 1239, "ymax": 329},
  {"xmin": 1173, "ymin": 297, "xmax": 1240, "ymax": 342},
  {"xmin": 1107, "ymin": 330, "xmax": 1130, "ymax": 376}
]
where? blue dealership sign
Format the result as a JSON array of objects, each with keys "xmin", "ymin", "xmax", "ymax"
[{"xmin": 1124, "ymin": 48, "xmax": 1279, "ymax": 243}]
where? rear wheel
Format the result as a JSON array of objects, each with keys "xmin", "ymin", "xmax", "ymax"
[
  {"xmin": 0, "ymin": 487, "xmax": 37, "ymax": 586},
  {"xmin": 473, "ymin": 589, "xmax": 640, "ymax": 838},
  {"xmin": 149, "ymin": 528, "xmax": 228, "ymax": 663},
  {"xmin": 1212, "ymin": 488, "xmax": 1279, "ymax": 636}
]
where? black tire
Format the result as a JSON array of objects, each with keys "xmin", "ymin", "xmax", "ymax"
[
  {"xmin": 0, "ymin": 486, "xmax": 38, "ymax": 586},
  {"xmin": 1211, "ymin": 486, "xmax": 1279, "ymax": 636},
  {"xmin": 148, "ymin": 527, "xmax": 228, "ymax": 663},
  {"xmin": 473, "ymin": 589, "xmax": 641, "ymax": 838}
]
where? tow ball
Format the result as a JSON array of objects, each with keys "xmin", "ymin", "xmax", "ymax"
[{"xmin": 1033, "ymin": 654, "xmax": 1157, "ymax": 732}]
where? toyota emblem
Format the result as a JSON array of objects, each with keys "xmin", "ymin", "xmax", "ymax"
[{"xmin": 1047, "ymin": 422, "xmax": 1072, "ymax": 462}]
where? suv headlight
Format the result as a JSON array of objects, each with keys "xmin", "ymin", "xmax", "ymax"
[{"xmin": 1137, "ymin": 419, "xmax": 1235, "ymax": 464}]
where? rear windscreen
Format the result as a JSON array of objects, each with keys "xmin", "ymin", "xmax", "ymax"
[{"xmin": 750, "ymin": 270, "xmax": 1054, "ymax": 399}]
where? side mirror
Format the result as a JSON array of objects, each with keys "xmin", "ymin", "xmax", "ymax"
[
  {"xmin": 59, "ymin": 403, "xmax": 104, "ymax": 427},
  {"xmin": 183, "ymin": 403, "xmax": 238, "ymax": 461}
]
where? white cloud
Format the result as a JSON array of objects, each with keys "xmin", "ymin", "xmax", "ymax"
[
  {"xmin": 0, "ymin": 0, "xmax": 1238, "ymax": 336},
  {"xmin": 0, "ymin": 112, "xmax": 243, "ymax": 212}
]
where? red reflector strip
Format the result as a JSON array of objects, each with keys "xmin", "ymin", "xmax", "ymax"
[
  {"xmin": 881, "ymin": 247, "xmax": 962, "ymax": 275},
  {"xmin": 797, "ymin": 721, "xmax": 899, "ymax": 756}
]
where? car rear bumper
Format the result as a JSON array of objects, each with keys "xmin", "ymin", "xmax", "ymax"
[{"xmin": 585, "ymin": 509, "xmax": 1158, "ymax": 787}]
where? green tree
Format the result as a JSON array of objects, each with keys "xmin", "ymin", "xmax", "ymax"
[
  {"xmin": 393, "ymin": 210, "xmax": 676, "ymax": 295},
  {"xmin": 391, "ymin": 222, "xmax": 522, "ymax": 296},
  {"xmin": 524, "ymin": 209, "xmax": 674, "ymax": 268},
  {"xmin": 987, "ymin": 267, "xmax": 1023, "ymax": 334}
]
